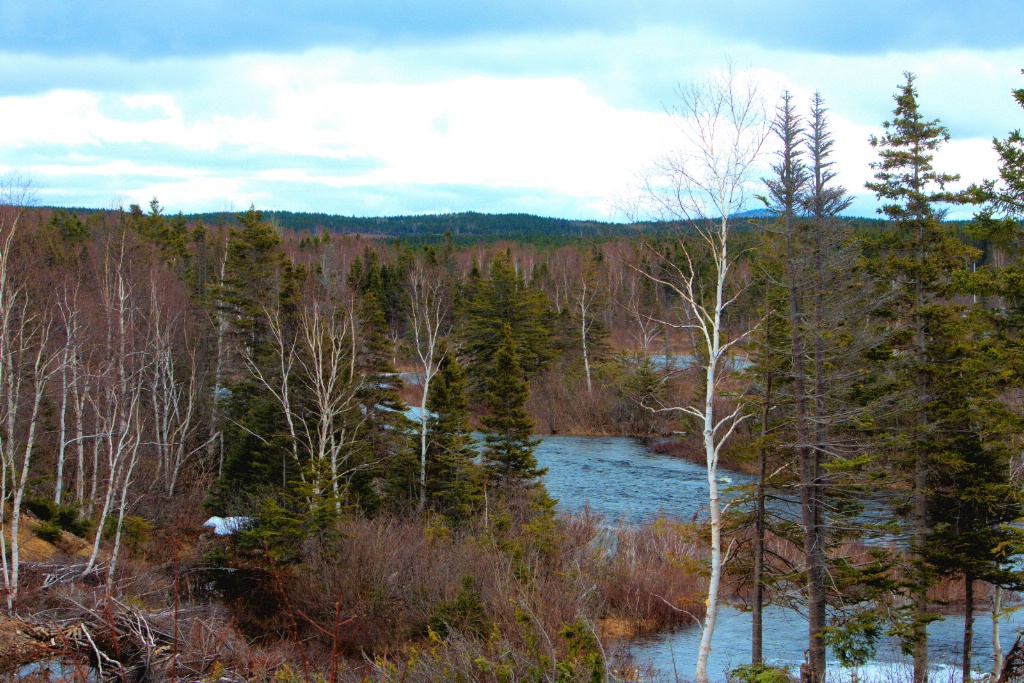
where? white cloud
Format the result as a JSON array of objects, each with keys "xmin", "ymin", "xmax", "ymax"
[{"xmin": 0, "ymin": 30, "xmax": 1021, "ymax": 217}]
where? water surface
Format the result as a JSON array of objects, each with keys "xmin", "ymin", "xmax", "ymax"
[{"xmin": 534, "ymin": 435, "xmax": 1024, "ymax": 682}]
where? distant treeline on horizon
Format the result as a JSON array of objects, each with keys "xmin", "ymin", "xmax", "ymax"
[{"xmin": 36, "ymin": 205, "xmax": 899, "ymax": 242}]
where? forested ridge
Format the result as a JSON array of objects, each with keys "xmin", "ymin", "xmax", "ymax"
[
  {"xmin": 40, "ymin": 207, "xmax": 891, "ymax": 244},
  {"xmin": 1, "ymin": 72, "xmax": 1024, "ymax": 683}
]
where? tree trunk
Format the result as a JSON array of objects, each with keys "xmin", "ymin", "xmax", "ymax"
[
  {"xmin": 913, "ymin": 215, "xmax": 930, "ymax": 683},
  {"xmin": 994, "ymin": 586, "xmax": 1004, "ymax": 680},
  {"xmin": 72, "ymin": 364, "xmax": 86, "ymax": 504},
  {"xmin": 696, "ymin": 384, "xmax": 724, "ymax": 683},
  {"xmin": 419, "ymin": 373, "xmax": 430, "ymax": 514},
  {"xmin": 752, "ymin": 290, "xmax": 774, "ymax": 666},
  {"xmin": 752, "ymin": 373, "xmax": 770, "ymax": 666},
  {"xmin": 963, "ymin": 575, "xmax": 974, "ymax": 683},
  {"xmin": 696, "ymin": 239, "xmax": 728, "ymax": 683},
  {"xmin": 55, "ymin": 359, "xmax": 69, "ymax": 504},
  {"xmin": 788, "ymin": 233, "xmax": 826, "ymax": 683}
]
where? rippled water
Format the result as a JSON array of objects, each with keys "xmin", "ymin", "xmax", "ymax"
[
  {"xmin": 535, "ymin": 435, "xmax": 752, "ymax": 525},
  {"xmin": 535, "ymin": 435, "xmax": 1024, "ymax": 682}
]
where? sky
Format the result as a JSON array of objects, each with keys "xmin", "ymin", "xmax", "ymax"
[{"xmin": 2, "ymin": 1, "xmax": 1024, "ymax": 220}]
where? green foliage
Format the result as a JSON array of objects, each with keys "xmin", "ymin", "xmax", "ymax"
[
  {"xmin": 127, "ymin": 199, "xmax": 190, "ymax": 266},
  {"xmin": 428, "ymin": 574, "xmax": 490, "ymax": 640},
  {"xmin": 237, "ymin": 489, "xmax": 339, "ymax": 563},
  {"xmin": 35, "ymin": 521, "xmax": 63, "ymax": 544},
  {"xmin": 730, "ymin": 664, "xmax": 792, "ymax": 683},
  {"xmin": 356, "ymin": 289, "xmax": 414, "ymax": 511},
  {"xmin": 23, "ymin": 496, "xmax": 58, "ymax": 522},
  {"xmin": 212, "ymin": 381, "xmax": 293, "ymax": 510},
  {"xmin": 822, "ymin": 607, "xmax": 884, "ymax": 669},
  {"xmin": 465, "ymin": 252, "xmax": 555, "ymax": 382},
  {"xmin": 48, "ymin": 208, "xmax": 89, "ymax": 244},
  {"xmin": 556, "ymin": 620, "xmax": 604, "ymax": 683},
  {"xmin": 202, "ymin": 545, "xmax": 230, "ymax": 567},
  {"xmin": 922, "ymin": 306, "xmax": 1024, "ymax": 588},
  {"xmin": 425, "ymin": 346, "xmax": 483, "ymax": 521},
  {"xmin": 103, "ymin": 515, "xmax": 154, "ymax": 554},
  {"xmin": 481, "ymin": 325, "xmax": 545, "ymax": 488},
  {"xmin": 23, "ymin": 496, "xmax": 92, "ymax": 538}
]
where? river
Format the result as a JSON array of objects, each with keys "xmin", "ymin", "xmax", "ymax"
[{"xmin": 534, "ymin": 435, "xmax": 1024, "ymax": 682}]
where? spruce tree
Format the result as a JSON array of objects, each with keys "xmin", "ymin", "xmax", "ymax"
[
  {"xmin": 465, "ymin": 252, "xmax": 555, "ymax": 383},
  {"xmin": 481, "ymin": 324, "xmax": 545, "ymax": 488},
  {"xmin": 211, "ymin": 208, "xmax": 299, "ymax": 510},
  {"xmin": 921, "ymin": 304, "xmax": 1024, "ymax": 682},
  {"xmin": 865, "ymin": 72, "xmax": 977, "ymax": 683},
  {"xmin": 425, "ymin": 344, "xmax": 481, "ymax": 521},
  {"xmin": 353, "ymin": 289, "xmax": 413, "ymax": 512}
]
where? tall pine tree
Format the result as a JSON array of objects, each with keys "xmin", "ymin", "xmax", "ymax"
[
  {"xmin": 481, "ymin": 324, "xmax": 545, "ymax": 488},
  {"xmin": 865, "ymin": 72, "xmax": 977, "ymax": 683},
  {"xmin": 425, "ymin": 344, "xmax": 482, "ymax": 521}
]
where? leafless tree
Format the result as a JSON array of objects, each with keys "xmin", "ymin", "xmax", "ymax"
[
  {"xmin": 83, "ymin": 232, "xmax": 149, "ymax": 583},
  {"xmin": 633, "ymin": 66, "xmax": 769, "ymax": 683},
  {"xmin": 148, "ymin": 274, "xmax": 206, "ymax": 498},
  {"xmin": 239, "ymin": 280, "xmax": 365, "ymax": 509},
  {"xmin": 407, "ymin": 260, "xmax": 450, "ymax": 512},
  {"xmin": 571, "ymin": 256, "xmax": 603, "ymax": 394},
  {"xmin": 293, "ymin": 287, "xmax": 363, "ymax": 508},
  {"xmin": 54, "ymin": 281, "xmax": 82, "ymax": 505},
  {"xmin": 0, "ymin": 177, "xmax": 67, "ymax": 608}
]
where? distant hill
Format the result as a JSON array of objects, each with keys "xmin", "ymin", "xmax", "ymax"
[
  {"xmin": 41, "ymin": 206, "xmax": 891, "ymax": 242},
  {"xmin": 183, "ymin": 210, "xmax": 635, "ymax": 240}
]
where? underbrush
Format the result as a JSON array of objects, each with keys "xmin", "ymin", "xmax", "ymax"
[{"xmin": 10, "ymin": 499, "xmax": 707, "ymax": 682}]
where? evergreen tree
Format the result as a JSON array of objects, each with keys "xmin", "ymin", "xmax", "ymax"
[
  {"xmin": 425, "ymin": 344, "xmax": 481, "ymax": 521},
  {"xmin": 865, "ymin": 72, "xmax": 977, "ymax": 683},
  {"xmin": 354, "ymin": 287, "xmax": 413, "ymax": 512},
  {"xmin": 210, "ymin": 208, "xmax": 298, "ymax": 510},
  {"xmin": 481, "ymin": 324, "xmax": 545, "ymax": 488},
  {"xmin": 921, "ymin": 304, "xmax": 1024, "ymax": 682},
  {"xmin": 465, "ymin": 252, "xmax": 555, "ymax": 383}
]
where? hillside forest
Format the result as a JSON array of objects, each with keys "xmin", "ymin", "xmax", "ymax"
[{"xmin": 1, "ymin": 72, "xmax": 1024, "ymax": 683}]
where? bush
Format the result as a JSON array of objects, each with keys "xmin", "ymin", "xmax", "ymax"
[
  {"xmin": 23, "ymin": 496, "xmax": 92, "ymax": 538},
  {"xmin": 730, "ymin": 664, "xmax": 793, "ymax": 683},
  {"xmin": 23, "ymin": 496, "xmax": 58, "ymax": 522},
  {"xmin": 428, "ymin": 574, "xmax": 489, "ymax": 640},
  {"xmin": 103, "ymin": 515, "xmax": 154, "ymax": 554},
  {"xmin": 35, "ymin": 520, "xmax": 63, "ymax": 544}
]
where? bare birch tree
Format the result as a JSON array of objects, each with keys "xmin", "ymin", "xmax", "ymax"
[
  {"xmin": 634, "ymin": 67, "xmax": 768, "ymax": 683},
  {"xmin": 407, "ymin": 260, "xmax": 450, "ymax": 513},
  {"xmin": 293, "ymin": 288, "xmax": 363, "ymax": 508},
  {"xmin": 0, "ymin": 177, "xmax": 66, "ymax": 608},
  {"xmin": 83, "ymin": 232, "xmax": 149, "ymax": 582},
  {"xmin": 240, "ymin": 282, "xmax": 364, "ymax": 508},
  {"xmin": 572, "ymin": 256, "xmax": 604, "ymax": 394},
  {"xmin": 148, "ymin": 276, "xmax": 205, "ymax": 498},
  {"xmin": 54, "ymin": 281, "xmax": 82, "ymax": 505}
]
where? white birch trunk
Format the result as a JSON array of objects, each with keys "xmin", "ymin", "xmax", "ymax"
[
  {"xmin": 630, "ymin": 67, "xmax": 767, "ymax": 683},
  {"xmin": 408, "ymin": 265, "xmax": 447, "ymax": 513}
]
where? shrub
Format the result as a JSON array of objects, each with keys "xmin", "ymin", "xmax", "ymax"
[
  {"xmin": 103, "ymin": 515, "xmax": 154, "ymax": 554},
  {"xmin": 556, "ymin": 620, "xmax": 605, "ymax": 683},
  {"xmin": 23, "ymin": 496, "xmax": 58, "ymax": 522},
  {"xmin": 35, "ymin": 520, "xmax": 63, "ymax": 544},
  {"xmin": 730, "ymin": 664, "xmax": 793, "ymax": 683},
  {"xmin": 54, "ymin": 505, "xmax": 92, "ymax": 538},
  {"xmin": 23, "ymin": 496, "xmax": 92, "ymax": 538},
  {"xmin": 428, "ymin": 574, "xmax": 489, "ymax": 640}
]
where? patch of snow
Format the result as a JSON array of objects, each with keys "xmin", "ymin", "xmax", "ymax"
[{"xmin": 202, "ymin": 516, "xmax": 252, "ymax": 536}]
